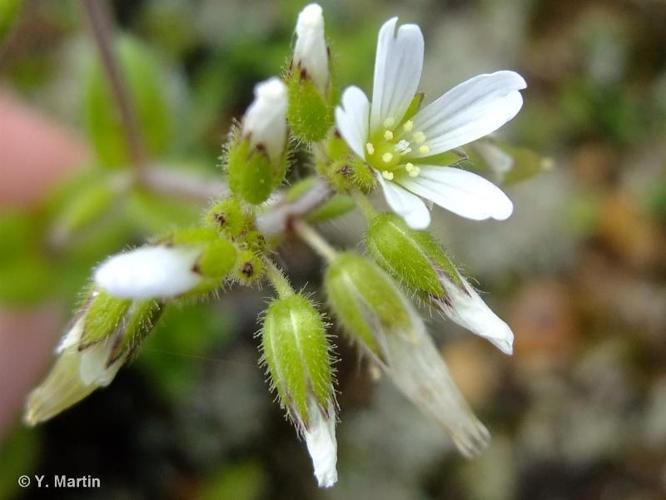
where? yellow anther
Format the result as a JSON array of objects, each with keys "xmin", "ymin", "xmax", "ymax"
[
  {"xmin": 413, "ymin": 131, "xmax": 426, "ymax": 144},
  {"xmin": 402, "ymin": 120, "xmax": 414, "ymax": 132},
  {"xmin": 382, "ymin": 152, "xmax": 394, "ymax": 163},
  {"xmin": 418, "ymin": 145, "xmax": 430, "ymax": 155},
  {"xmin": 405, "ymin": 163, "xmax": 420, "ymax": 177},
  {"xmin": 383, "ymin": 117, "xmax": 395, "ymax": 128},
  {"xmin": 383, "ymin": 130, "xmax": 394, "ymax": 141},
  {"xmin": 382, "ymin": 170, "xmax": 394, "ymax": 180},
  {"xmin": 366, "ymin": 143, "xmax": 375, "ymax": 155}
]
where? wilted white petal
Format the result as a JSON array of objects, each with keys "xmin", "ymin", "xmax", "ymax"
[
  {"xmin": 79, "ymin": 339, "xmax": 122, "ymax": 386},
  {"xmin": 377, "ymin": 295, "xmax": 490, "ymax": 458},
  {"xmin": 410, "ymin": 71, "xmax": 526, "ymax": 156},
  {"xmin": 24, "ymin": 339, "xmax": 123, "ymax": 426},
  {"xmin": 303, "ymin": 398, "xmax": 338, "ymax": 488},
  {"xmin": 397, "ymin": 166, "xmax": 513, "ymax": 221},
  {"xmin": 294, "ymin": 3, "xmax": 329, "ymax": 93},
  {"xmin": 335, "ymin": 86, "xmax": 370, "ymax": 159},
  {"xmin": 377, "ymin": 173, "xmax": 431, "ymax": 229},
  {"xmin": 94, "ymin": 246, "xmax": 201, "ymax": 300},
  {"xmin": 435, "ymin": 274, "xmax": 514, "ymax": 355},
  {"xmin": 242, "ymin": 77, "xmax": 288, "ymax": 161},
  {"xmin": 371, "ymin": 18, "xmax": 424, "ymax": 131},
  {"xmin": 55, "ymin": 316, "xmax": 85, "ymax": 354}
]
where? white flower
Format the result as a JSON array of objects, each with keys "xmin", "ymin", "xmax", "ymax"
[
  {"xmin": 303, "ymin": 398, "xmax": 338, "ymax": 488},
  {"xmin": 335, "ymin": 17, "xmax": 526, "ymax": 229},
  {"xmin": 242, "ymin": 77, "xmax": 288, "ymax": 162},
  {"xmin": 94, "ymin": 246, "xmax": 201, "ymax": 300},
  {"xmin": 24, "ymin": 317, "xmax": 124, "ymax": 425},
  {"xmin": 294, "ymin": 3, "xmax": 329, "ymax": 93},
  {"xmin": 434, "ymin": 273, "xmax": 514, "ymax": 355}
]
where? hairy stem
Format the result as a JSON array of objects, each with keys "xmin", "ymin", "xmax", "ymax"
[
  {"xmin": 293, "ymin": 220, "xmax": 337, "ymax": 263},
  {"xmin": 82, "ymin": 0, "xmax": 147, "ymax": 173},
  {"xmin": 264, "ymin": 259, "xmax": 294, "ymax": 298}
]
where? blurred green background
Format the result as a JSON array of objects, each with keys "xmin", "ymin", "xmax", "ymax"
[{"xmin": 1, "ymin": 0, "xmax": 665, "ymax": 499}]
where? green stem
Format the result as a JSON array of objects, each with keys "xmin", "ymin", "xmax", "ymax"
[
  {"xmin": 292, "ymin": 220, "xmax": 337, "ymax": 263},
  {"xmin": 352, "ymin": 191, "xmax": 378, "ymax": 220},
  {"xmin": 264, "ymin": 259, "xmax": 293, "ymax": 298}
]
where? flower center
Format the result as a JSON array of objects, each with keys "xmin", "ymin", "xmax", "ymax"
[{"xmin": 364, "ymin": 117, "xmax": 428, "ymax": 179}]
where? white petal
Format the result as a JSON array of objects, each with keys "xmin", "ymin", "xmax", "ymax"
[
  {"xmin": 371, "ymin": 18, "xmax": 424, "ymax": 131},
  {"xmin": 335, "ymin": 86, "xmax": 370, "ymax": 159},
  {"xmin": 380, "ymin": 301, "xmax": 491, "ymax": 457},
  {"xmin": 94, "ymin": 246, "xmax": 201, "ymax": 300},
  {"xmin": 294, "ymin": 3, "xmax": 329, "ymax": 93},
  {"xmin": 79, "ymin": 340, "xmax": 123, "ymax": 386},
  {"xmin": 56, "ymin": 317, "xmax": 85, "ymax": 354},
  {"xmin": 242, "ymin": 77, "xmax": 288, "ymax": 161},
  {"xmin": 377, "ymin": 172, "xmax": 431, "ymax": 229},
  {"xmin": 304, "ymin": 398, "xmax": 338, "ymax": 488},
  {"xmin": 397, "ymin": 166, "xmax": 513, "ymax": 221},
  {"xmin": 436, "ymin": 275, "xmax": 514, "ymax": 355},
  {"xmin": 410, "ymin": 71, "xmax": 526, "ymax": 156}
]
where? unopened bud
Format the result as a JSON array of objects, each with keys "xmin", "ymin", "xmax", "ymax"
[
  {"xmin": 95, "ymin": 228, "xmax": 236, "ymax": 299},
  {"xmin": 228, "ymin": 78, "xmax": 288, "ymax": 204},
  {"xmin": 260, "ymin": 294, "xmax": 337, "ymax": 487},
  {"xmin": 24, "ymin": 292, "xmax": 163, "ymax": 425},
  {"xmin": 294, "ymin": 4, "xmax": 329, "ymax": 93},
  {"xmin": 287, "ymin": 4, "xmax": 332, "ymax": 142}
]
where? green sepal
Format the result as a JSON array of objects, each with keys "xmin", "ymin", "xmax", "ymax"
[
  {"xmin": 197, "ymin": 238, "xmax": 237, "ymax": 279},
  {"xmin": 306, "ymin": 195, "xmax": 355, "ymax": 223},
  {"xmin": 233, "ymin": 248, "xmax": 265, "ymax": 285},
  {"xmin": 261, "ymin": 295, "xmax": 333, "ymax": 423},
  {"xmin": 366, "ymin": 213, "xmax": 461, "ymax": 299},
  {"xmin": 319, "ymin": 158, "xmax": 375, "ymax": 193},
  {"xmin": 286, "ymin": 70, "xmax": 333, "ymax": 142},
  {"xmin": 325, "ymin": 253, "xmax": 412, "ymax": 356},
  {"xmin": 205, "ymin": 197, "xmax": 255, "ymax": 239},
  {"xmin": 109, "ymin": 300, "xmax": 163, "ymax": 364},
  {"xmin": 402, "ymin": 92, "xmax": 424, "ymax": 122},
  {"xmin": 285, "ymin": 177, "xmax": 317, "ymax": 202},
  {"xmin": 226, "ymin": 138, "xmax": 274, "ymax": 204},
  {"xmin": 81, "ymin": 291, "xmax": 132, "ymax": 348}
]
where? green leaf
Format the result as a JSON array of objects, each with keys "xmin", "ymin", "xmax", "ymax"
[{"xmin": 83, "ymin": 35, "xmax": 170, "ymax": 168}]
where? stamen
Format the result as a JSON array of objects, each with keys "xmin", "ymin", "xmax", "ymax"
[
  {"xmin": 382, "ymin": 152, "xmax": 394, "ymax": 163},
  {"xmin": 394, "ymin": 140, "xmax": 411, "ymax": 154},
  {"xmin": 412, "ymin": 131, "xmax": 426, "ymax": 144},
  {"xmin": 382, "ymin": 170, "xmax": 394, "ymax": 180},
  {"xmin": 383, "ymin": 130, "xmax": 394, "ymax": 141},
  {"xmin": 383, "ymin": 117, "xmax": 395, "ymax": 128},
  {"xmin": 418, "ymin": 145, "xmax": 430, "ymax": 155},
  {"xmin": 366, "ymin": 143, "xmax": 375, "ymax": 155},
  {"xmin": 402, "ymin": 120, "xmax": 414, "ymax": 132},
  {"xmin": 405, "ymin": 163, "xmax": 420, "ymax": 177}
]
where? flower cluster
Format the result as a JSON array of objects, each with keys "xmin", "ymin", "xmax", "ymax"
[{"xmin": 25, "ymin": 3, "xmax": 528, "ymax": 488}]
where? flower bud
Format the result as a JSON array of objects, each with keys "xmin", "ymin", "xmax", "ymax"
[
  {"xmin": 366, "ymin": 214, "xmax": 514, "ymax": 354},
  {"xmin": 228, "ymin": 78, "xmax": 288, "ymax": 204},
  {"xmin": 324, "ymin": 253, "xmax": 489, "ymax": 457},
  {"xmin": 294, "ymin": 4, "xmax": 329, "ymax": 94},
  {"xmin": 24, "ymin": 292, "xmax": 163, "ymax": 425},
  {"xmin": 95, "ymin": 228, "xmax": 237, "ymax": 300},
  {"xmin": 260, "ymin": 294, "xmax": 337, "ymax": 487},
  {"xmin": 287, "ymin": 4, "xmax": 333, "ymax": 141}
]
